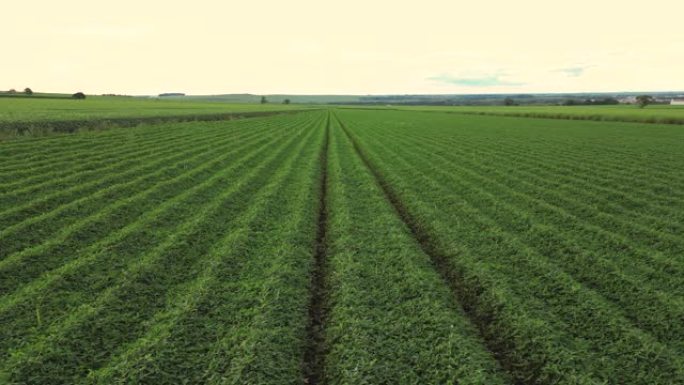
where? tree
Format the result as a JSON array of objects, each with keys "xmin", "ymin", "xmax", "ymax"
[
  {"xmin": 636, "ymin": 95, "xmax": 654, "ymax": 108},
  {"xmin": 24, "ymin": 88, "xmax": 33, "ymax": 95},
  {"xmin": 283, "ymin": 98, "xmax": 291, "ymax": 104},
  {"xmin": 504, "ymin": 97, "xmax": 517, "ymax": 106},
  {"xmin": 72, "ymin": 92, "xmax": 86, "ymax": 99},
  {"xmin": 8, "ymin": 89, "xmax": 16, "ymax": 94},
  {"xmin": 260, "ymin": 96, "xmax": 267, "ymax": 104}
]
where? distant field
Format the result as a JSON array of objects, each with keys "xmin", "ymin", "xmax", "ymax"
[
  {"xmin": 397, "ymin": 104, "xmax": 684, "ymax": 124},
  {"xmin": 0, "ymin": 96, "xmax": 313, "ymax": 138},
  {"xmin": 1, "ymin": 108, "xmax": 683, "ymax": 384},
  {"xmin": 0, "ymin": 96, "xmax": 307, "ymax": 122}
]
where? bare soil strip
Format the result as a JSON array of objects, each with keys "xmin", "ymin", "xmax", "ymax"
[{"xmin": 302, "ymin": 113, "xmax": 331, "ymax": 385}]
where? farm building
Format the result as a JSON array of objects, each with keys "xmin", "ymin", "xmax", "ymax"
[{"xmin": 671, "ymin": 98, "xmax": 684, "ymax": 105}]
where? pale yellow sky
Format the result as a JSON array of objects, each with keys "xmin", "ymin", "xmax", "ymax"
[{"xmin": 4, "ymin": 0, "xmax": 684, "ymax": 95}]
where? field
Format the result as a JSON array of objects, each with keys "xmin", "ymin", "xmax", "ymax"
[
  {"xmin": 0, "ymin": 96, "xmax": 308, "ymax": 122},
  {"xmin": 1, "ymin": 105, "xmax": 683, "ymax": 384},
  {"xmin": 0, "ymin": 96, "xmax": 310, "ymax": 138},
  {"xmin": 396, "ymin": 104, "xmax": 684, "ymax": 124}
]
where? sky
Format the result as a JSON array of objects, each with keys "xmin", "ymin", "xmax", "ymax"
[{"xmin": 4, "ymin": 0, "xmax": 684, "ymax": 95}]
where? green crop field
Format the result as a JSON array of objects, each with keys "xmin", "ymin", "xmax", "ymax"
[
  {"xmin": 395, "ymin": 104, "xmax": 684, "ymax": 124},
  {"xmin": 0, "ymin": 96, "xmax": 306, "ymax": 122},
  {"xmin": 1, "ymin": 105, "xmax": 683, "ymax": 384},
  {"xmin": 0, "ymin": 96, "xmax": 311, "ymax": 138}
]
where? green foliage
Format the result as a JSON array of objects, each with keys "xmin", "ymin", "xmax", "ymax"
[
  {"xmin": 636, "ymin": 94, "xmax": 654, "ymax": 108},
  {"xmin": 1, "ymin": 108, "xmax": 682, "ymax": 384},
  {"xmin": 323, "ymin": 115, "xmax": 509, "ymax": 384},
  {"xmin": 0, "ymin": 96, "xmax": 306, "ymax": 123},
  {"xmin": 0, "ymin": 97, "xmax": 312, "ymax": 138},
  {"xmin": 394, "ymin": 104, "xmax": 684, "ymax": 124},
  {"xmin": 336, "ymin": 109, "xmax": 684, "ymax": 384},
  {"xmin": 0, "ymin": 112, "xmax": 325, "ymax": 384},
  {"xmin": 503, "ymin": 97, "xmax": 516, "ymax": 106}
]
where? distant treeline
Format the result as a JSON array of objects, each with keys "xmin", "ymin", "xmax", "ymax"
[
  {"xmin": 338, "ymin": 92, "xmax": 684, "ymax": 106},
  {"xmin": 563, "ymin": 98, "xmax": 620, "ymax": 106}
]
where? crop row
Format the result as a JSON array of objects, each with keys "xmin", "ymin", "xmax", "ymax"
[
  {"xmin": 0, "ymin": 111, "xmax": 325, "ymax": 384},
  {"xmin": 0, "ymin": 116, "xmax": 293, "ymax": 260},
  {"xmin": 320, "ymin": 115, "xmax": 509, "ymax": 384},
  {"xmin": 3, "ymin": 108, "xmax": 682, "ymax": 384},
  {"xmin": 336, "ymin": 109, "xmax": 684, "ymax": 384},
  {"xmin": 0, "ymin": 126, "xmax": 205, "ymax": 189},
  {"xmin": 0, "ymin": 121, "xmax": 201, "ymax": 175},
  {"xmin": 85, "ymin": 113, "xmax": 327, "ymax": 385},
  {"xmin": 0, "ymin": 115, "xmax": 291, "ymax": 210}
]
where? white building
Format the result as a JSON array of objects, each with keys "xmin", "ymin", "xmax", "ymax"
[{"xmin": 671, "ymin": 98, "xmax": 684, "ymax": 105}]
